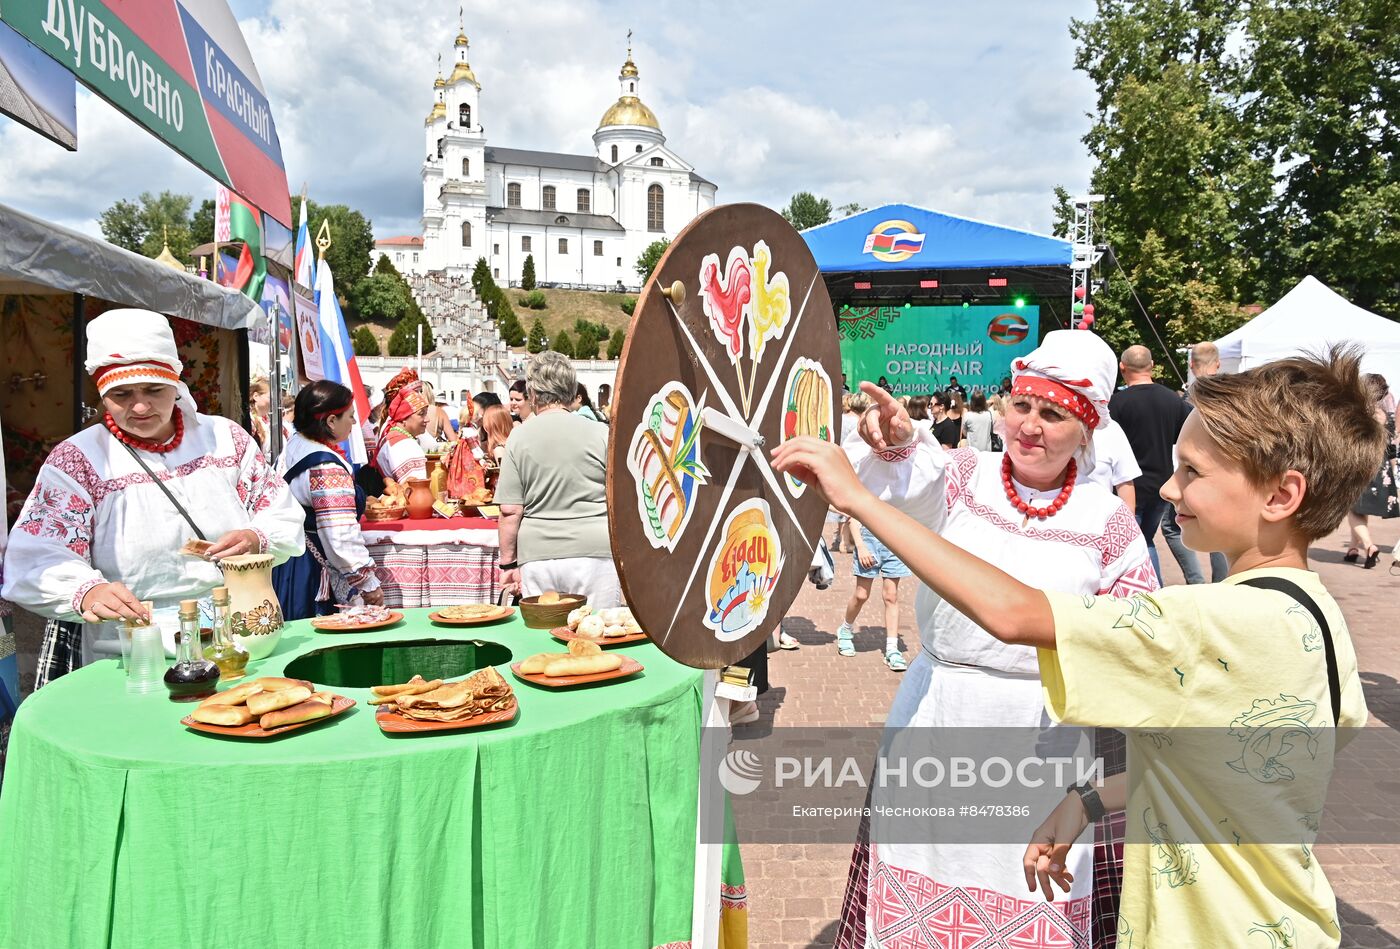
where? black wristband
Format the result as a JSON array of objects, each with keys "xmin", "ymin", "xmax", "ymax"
[
  {"xmin": 1069, "ymin": 782, "xmax": 1105, "ymax": 822},
  {"xmin": 498, "ymin": 561, "xmax": 518, "ymax": 571}
]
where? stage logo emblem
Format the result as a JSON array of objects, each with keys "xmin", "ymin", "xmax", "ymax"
[
  {"xmin": 862, "ymin": 220, "xmax": 926, "ymax": 263},
  {"xmin": 987, "ymin": 312, "xmax": 1030, "ymax": 345}
]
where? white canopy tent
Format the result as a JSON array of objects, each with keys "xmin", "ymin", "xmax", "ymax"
[{"xmin": 1215, "ymin": 276, "xmax": 1400, "ymax": 391}]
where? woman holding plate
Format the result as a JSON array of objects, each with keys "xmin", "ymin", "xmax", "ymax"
[
  {"xmin": 774, "ymin": 330, "xmax": 1156, "ymax": 949},
  {"xmin": 2, "ymin": 309, "xmax": 304, "ymax": 675}
]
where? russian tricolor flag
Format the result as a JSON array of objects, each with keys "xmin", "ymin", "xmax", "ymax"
[
  {"xmin": 314, "ymin": 259, "xmax": 371, "ymax": 465},
  {"xmin": 294, "ymin": 195, "xmax": 315, "ymax": 289}
]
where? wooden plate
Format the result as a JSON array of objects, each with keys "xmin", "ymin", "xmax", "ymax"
[
  {"xmin": 550, "ymin": 625, "xmax": 649, "ymax": 647},
  {"xmin": 510, "ymin": 657, "xmax": 644, "ymax": 688},
  {"xmin": 428, "ymin": 606, "xmax": 515, "ymax": 626},
  {"xmin": 182, "ymin": 695, "xmax": 356, "ymax": 738},
  {"xmin": 310, "ymin": 611, "xmax": 405, "ymax": 633},
  {"xmin": 376, "ymin": 699, "xmax": 518, "ymax": 733}
]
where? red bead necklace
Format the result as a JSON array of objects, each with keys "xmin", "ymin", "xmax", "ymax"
[
  {"xmin": 1001, "ymin": 454, "xmax": 1076, "ymax": 521},
  {"xmin": 104, "ymin": 411, "xmax": 184, "ymax": 454},
  {"xmin": 313, "ymin": 437, "xmax": 347, "ymax": 460}
]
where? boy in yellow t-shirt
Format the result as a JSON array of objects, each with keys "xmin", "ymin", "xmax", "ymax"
[{"xmin": 772, "ymin": 348, "xmax": 1384, "ymax": 948}]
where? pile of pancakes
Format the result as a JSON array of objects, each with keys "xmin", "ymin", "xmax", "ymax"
[
  {"xmin": 370, "ymin": 668, "xmax": 516, "ymax": 722},
  {"xmin": 437, "ymin": 603, "xmax": 509, "ymax": 621}
]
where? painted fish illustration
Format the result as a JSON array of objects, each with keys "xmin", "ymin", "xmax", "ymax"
[{"xmin": 1227, "ymin": 694, "xmax": 1320, "ymax": 783}]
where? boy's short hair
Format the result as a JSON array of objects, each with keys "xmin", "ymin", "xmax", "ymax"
[{"xmin": 1189, "ymin": 345, "xmax": 1385, "ymax": 540}]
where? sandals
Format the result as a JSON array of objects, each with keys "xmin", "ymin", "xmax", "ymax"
[
  {"xmin": 1364, "ymin": 546, "xmax": 1381, "ymax": 569},
  {"xmin": 729, "ymin": 701, "xmax": 760, "ymax": 725},
  {"xmin": 777, "ymin": 631, "xmax": 800, "ymax": 650},
  {"xmin": 885, "ymin": 650, "xmax": 908, "ymax": 672},
  {"xmin": 1344, "ymin": 548, "xmax": 1360, "ymax": 563},
  {"xmin": 836, "ymin": 624, "xmax": 855, "ymax": 657}
]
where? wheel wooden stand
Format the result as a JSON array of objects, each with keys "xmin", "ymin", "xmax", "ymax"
[{"xmin": 607, "ymin": 203, "xmax": 840, "ymax": 947}]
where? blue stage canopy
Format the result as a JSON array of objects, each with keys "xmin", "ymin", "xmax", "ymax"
[{"xmin": 802, "ymin": 203, "xmax": 1072, "ymax": 273}]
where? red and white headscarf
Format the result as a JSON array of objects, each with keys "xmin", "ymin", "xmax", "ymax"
[
  {"xmin": 84, "ymin": 308, "xmax": 200, "ymax": 425},
  {"xmin": 380, "ymin": 368, "xmax": 430, "ymax": 432},
  {"xmin": 1010, "ymin": 329, "xmax": 1117, "ymax": 431}
]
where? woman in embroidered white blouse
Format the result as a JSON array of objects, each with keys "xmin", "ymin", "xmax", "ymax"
[{"xmin": 1, "ymin": 310, "xmax": 304, "ymax": 668}]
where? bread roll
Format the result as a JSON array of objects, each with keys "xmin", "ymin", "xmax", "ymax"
[
  {"xmin": 308, "ymin": 691, "xmax": 336, "ymax": 707},
  {"xmin": 519, "ymin": 652, "xmax": 563, "ymax": 675},
  {"xmin": 192, "ymin": 704, "xmax": 255, "ymax": 726},
  {"xmin": 577, "ymin": 616, "xmax": 605, "ymax": 639},
  {"xmin": 247, "ymin": 685, "xmax": 312, "ymax": 716},
  {"xmin": 537, "ymin": 591, "xmax": 561, "ymax": 605},
  {"xmin": 542, "ymin": 654, "xmax": 623, "ymax": 677},
  {"xmin": 255, "ymin": 677, "xmax": 308, "ymax": 692},
  {"xmin": 568, "ymin": 639, "xmax": 602, "ymax": 657},
  {"xmin": 260, "ymin": 699, "xmax": 332, "ymax": 730},
  {"xmin": 199, "ymin": 681, "xmax": 263, "ymax": 708}
]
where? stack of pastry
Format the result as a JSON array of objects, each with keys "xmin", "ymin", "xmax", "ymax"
[
  {"xmin": 191, "ymin": 677, "xmax": 337, "ymax": 730},
  {"xmin": 364, "ymin": 479, "xmax": 408, "ymax": 519},
  {"xmin": 371, "ymin": 668, "xmax": 517, "ymax": 722},
  {"xmin": 519, "ymin": 638, "xmax": 623, "ymax": 677},
  {"xmin": 565, "ymin": 605, "xmax": 644, "ymax": 640}
]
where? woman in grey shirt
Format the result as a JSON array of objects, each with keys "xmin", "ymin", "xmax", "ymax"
[
  {"xmin": 961, "ymin": 391, "xmax": 994, "ymax": 451},
  {"xmin": 495, "ymin": 352, "xmax": 622, "ymax": 607}
]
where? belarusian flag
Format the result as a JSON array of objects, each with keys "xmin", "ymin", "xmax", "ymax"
[{"xmin": 215, "ymin": 186, "xmax": 267, "ymax": 301}]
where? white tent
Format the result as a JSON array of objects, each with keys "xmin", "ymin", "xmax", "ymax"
[{"xmin": 1215, "ymin": 276, "xmax": 1400, "ymax": 391}]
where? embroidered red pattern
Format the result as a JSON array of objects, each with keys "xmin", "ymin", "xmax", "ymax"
[{"xmin": 15, "ymin": 484, "xmax": 93, "ymax": 557}]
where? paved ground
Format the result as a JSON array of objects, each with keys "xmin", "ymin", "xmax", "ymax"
[{"xmin": 738, "ymin": 519, "xmax": 1400, "ymax": 949}]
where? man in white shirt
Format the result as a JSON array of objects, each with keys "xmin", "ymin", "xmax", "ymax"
[{"xmin": 1084, "ymin": 417, "xmax": 1140, "ymax": 512}]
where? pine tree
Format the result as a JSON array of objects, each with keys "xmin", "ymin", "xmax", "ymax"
[
  {"xmin": 607, "ymin": 328, "xmax": 625, "ymax": 360},
  {"xmin": 471, "ymin": 257, "xmax": 491, "ymax": 296},
  {"xmin": 388, "ymin": 313, "xmax": 435, "ymax": 358},
  {"xmin": 352, "ymin": 325, "xmax": 381, "ymax": 356},
  {"xmin": 550, "ymin": 331, "xmax": 574, "ymax": 358},
  {"xmin": 574, "ymin": 327, "xmax": 597, "ymax": 358},
  {"xmin": 527, "ymin": 318, "xmax": 549, "ymax": 354},
  {"xmin": 521, "ymin": 254, "xmax": 536, "ymax": 291},
  {"xmin": 498, "ymin": 306, "xmax": 527, "ymax": 347}
]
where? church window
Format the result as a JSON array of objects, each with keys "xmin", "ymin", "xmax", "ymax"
[
  {"xmin": 459, "ymin": 103, "xmax": 470, "ymax": 128},
  {"xmin": 542, "ymin": 185, "xmax": 557, "ymax": 210},
  {"xmin": 462, "ymin": 157, "xmax": 470, "ymax": 176},
  {"xmin": 650, "ymin": 157, "xmax": 663, "ymax": 167},
  {"xmin": 629, "ymin": 82, "xmax": 635, "ymax": 92},
  {"xmin": 461, "ymin": 221, "xmax": 471, "ymax": 246},
  {"xmin": 610, "ymin": 145, "xmax": 618, "ymax": 162},
  {"xmin": 647, "ymin": 184, "xmax": 665, "ymax": 232},
  {"xmin": 493, "ymin": 268, "xmax": 499, "ymax": 279},
  {"xmin": 558, "ymin": 238, "xmax": 569, "ymax": 254},
  {"xmin": 577, "ymin": 189, "xmax": 591, "ymax": 213},
  {"xmin": 522, "ymin": 236, "xmax": 532, "ymax": 252},
  {"xmin": 616, "ymin": 257, "xmax": 622, "ymax": 266},
  {"xmin": 507, "ymin": 182, "xmax": 521, "ymax": 207},
  {"xmin": 593, "ymin": 240, "xmax": 603, "ymax": 256},
  {"xmin": 636, "ymin": 145, "xmax": 643, "ymax": 153},
  {"xmin": 413, "ymin": 253, "xmax": 420, "ymax": 263},
  {"xmin": 436, "ymin": 138, "xmax": 444, "ymax": 159},
  {"xmin": 493, "ymin": 243, "xmax": 500, "ymax": 255}
]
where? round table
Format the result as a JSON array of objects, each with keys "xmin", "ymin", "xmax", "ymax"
[
  {"xmin": 359, "ymin": 516, "xmax": 503, "ymax": 608},
  {"xmin": 0, "ymin": 611, "xmax": 746, "ymax": 948}
]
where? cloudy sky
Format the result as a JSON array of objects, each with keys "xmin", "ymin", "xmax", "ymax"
[{"xmin": 0, "ymin": 0, "xmax": 1098, "ymax": 240}]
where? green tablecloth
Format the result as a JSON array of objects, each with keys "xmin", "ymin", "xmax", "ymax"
[{"xmin": 0, "ymin": 612, "xmax": 741, "ymax": 948}]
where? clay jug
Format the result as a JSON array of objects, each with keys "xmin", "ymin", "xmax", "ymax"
[
  {"xmin": 404, "ymin": 478, "xmax": 435, "ymax": 520},
  {"xmin": 219, "ymin": 553, "xmax": 285, "ymax": 660}
]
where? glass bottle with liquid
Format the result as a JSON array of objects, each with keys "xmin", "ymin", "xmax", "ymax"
[
  {"xmin": 203, "ymin": 586, "xmax": 249, "ymax": 681},
  {"xmin": 164, "ymin": 599, "xmax": 221, "ymax": 701}
]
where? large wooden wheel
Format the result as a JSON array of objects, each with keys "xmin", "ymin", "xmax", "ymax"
[{"xmin": 607, "ymin": 203, "xmax": 840, "ymax": 670}]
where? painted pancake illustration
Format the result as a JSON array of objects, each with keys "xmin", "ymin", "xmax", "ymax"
[
  {"xmin": 781, "ymin": 358, "xmax": 833, "ymax": 495},
  {"xmin": 628, "ymin": 383, "xmax": 709, "ymax": 551},
  {"xmin": 704, "ymin": 499, "xmax": 784, "ymax": 642}
]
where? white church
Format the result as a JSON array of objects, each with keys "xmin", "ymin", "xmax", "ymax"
[{"xmin": 376, "ymin": 28, "xmax": 718, "ymax": 289}]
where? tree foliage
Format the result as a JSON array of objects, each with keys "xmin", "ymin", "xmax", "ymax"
[
  {"xmin": 306, "ymin": 200, "xmax": 375, "ymax": 313},
  {"xmin": 499, "ymin": 307, "xmax": 527, "ymax": 347},
  {"xmin": 521, "ymin": 254, "xmax": 537, "ymax": 290},
  {"xmin": 1069, "ymin": 0, "xmax": 1400, "ymax": 373},
  {"xmin": 834, "ymin": 202, "xmax": 866, "ymax": 219},
  {"xmin": 352, "ymin": 326, "xmax": 381, "ymax": 356},
  {"xmin": 635, "ymin": 239, "xmax": 670, "ymax": 282},
  {"xmin": 607, "ymin": 328, "xmax": 626, "ymax": 360},
  {"xmin": 550, "ymin": 330, "xmax": 574, "ymax": 358},
  {"xmin": 471, "ymin": 257, "xmax": 491, "ymax": 296},
  {"xmin": 780, "ymin": 192, "xmax": 833, "ymax": 230},
  {"xmin": 98, "ymin": 191, "xmax": 198, "ymax": 263},
  {"xmin": 387, "ymin": 312, "xmax": 434, "ymax": 358},
  {"xmin": 527, "ymin": 318, "xmax": 549, "ymax": 354}
]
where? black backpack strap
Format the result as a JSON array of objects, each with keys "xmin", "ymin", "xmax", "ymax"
[{"xmin": 1240, "ymin": 577, "xmax": 1342, "ymax": 725}]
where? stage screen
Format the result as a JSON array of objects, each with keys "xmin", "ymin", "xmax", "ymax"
[{"xmin": 838, "ymin": 304, "xmax": 1039, "ymax": 395}]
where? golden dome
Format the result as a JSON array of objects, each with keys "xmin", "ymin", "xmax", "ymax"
[
  {"xmin": 154, "ymin": 240, "xmax": 184, "ymax": 271},
  {"xmin": 598, "ymin": 95, "xmax": 659, "ymax": 130},
  {"xmin": 433, "ymin": 72, "xmax": 446, "ymax": 89},
  {"xmin": 447, "ymin": 59, "xmax": 479, "ymax": 88},
  {"xmin": 454, "ymin": 31, "xmax": 469, "ymax": 48},
  {"xmin": 424, "ymin": 101, "xmax": 445, "ymax": 125},
  {"xmin": 620, "ymin": 57, "xmax": 639, "ymax": 78}
]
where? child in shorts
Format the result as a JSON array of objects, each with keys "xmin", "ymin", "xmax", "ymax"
[
  {"xmin": 835, "ymin": 515, "xmax": 910, "ymax": 670},
  {"xmin": 774, "ymin": 348, "xmax": 1381, "ymax": 947}
]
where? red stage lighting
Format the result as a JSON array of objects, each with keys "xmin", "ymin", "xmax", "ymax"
[
  {"xmin": 854, "ymin": 281, "xmax": 872, "ymax": 290},
  {"xmin": 987, "ymin": 277, "xmax": 1008, "ymax": 287}
]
